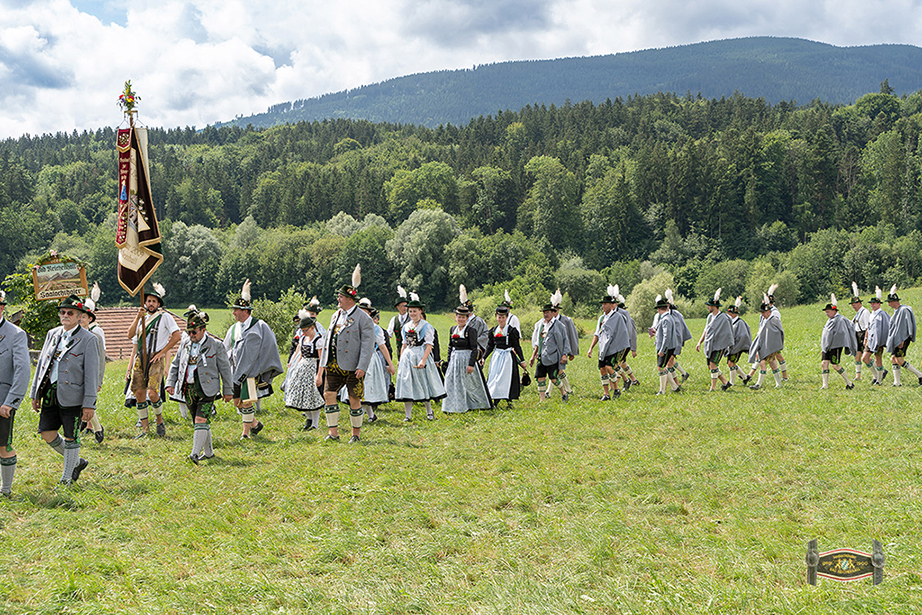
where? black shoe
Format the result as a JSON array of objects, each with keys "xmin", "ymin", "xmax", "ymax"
[
  {"xmin": 94, "ymin": 427, "xmax": 104, "ymax": 444},
  {"xmin": 880, "ymin": 370, "xmax": 888, "ymax": 384},
  {"xmin": 561, "ymin": 393, "xmax": 569, "ymax": 402},
  {"xmin": 251, "ymin": 421, "xmax": 264, "ymax": 436},
  {"xmin": 324, "ymin": 434, "xmax": 340, "ymax": 442},
  {"xmin": 200, "ymin": 452, "xmax": 214, "ymax": 460},
  {"xmin": 367, "ymin": 413, "xmax": 378, "ymax": 423},
  {"xmin": 600, "ymin": 395, "xmax": 611, "ymax": 401},
  {"xmin": 673, "ymin": 386, "xmax": 682, "ymax": 393},
  {"xmin": 721, "ymin": 382, "xmax": 732, "ymax": 391},
  {"xmin": 846, "ymin": 383, "xmax": 855, "ymax": 390},
  {"xmin": 742, "ymin": 375, "xmax": 751, "ymax": 385},
  {"xmin": 612, "ymin": 389, "xmax": 621, "ymax": 398},
  {"xmin": 134, "ymin": 431, "xmax": 147, "ymax": 440},
  {"xmin": 623, "ymin": 380, "xmax": 632, "ymax": 391},
  {"xmin": 156, "ymin": 423, "xmax": 166, "ymax": 437},
  {"xmin": 749, "ymin": 383, "xmax": 761, "ymax": 390},
  {"xmin": 348, "ymin": 435, "xmax": 361, "ymax": 444},
  {"xmin": 72, "ymin": 458, "xmax": 89, "ymax": 482},
  {"xmin": 681, "ymin": 373, "xmax": 689, "ymax": 382},
  {"xmin": 302, "ymin": 417, "xmax": 314, "ymax": 431},
  {"xmin": 189, "ymin": 454, "xmax": 201, "ymax": 465}
]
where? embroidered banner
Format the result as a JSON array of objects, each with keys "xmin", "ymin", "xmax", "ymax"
[{"xmin": 116, "ymin": 126, "xmax": 162, "ymax": 296}]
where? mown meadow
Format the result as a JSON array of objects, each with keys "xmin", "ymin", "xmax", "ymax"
[{"xmin": 2, "ymin": 297, "xmax": 922, "ymax": 614}]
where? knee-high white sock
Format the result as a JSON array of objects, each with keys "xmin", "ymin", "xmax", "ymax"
[
  {"xmin": 772, "ymin": 368, "xmax": 783, "ymax": 386},
  {"xmin": 192, "ymin": 425, "xmax": 208, "ymax": 456},
  {"xmin": 903, "ymin": 362, "xmax": 922, "ymax": 378},
  {"xmin": 893, "ymin": 364, "xmax": 902, "ymax": 385},
  {"xmin": 0, "ymin": 456, "xmax": 16, "ymax": 494},
  {"xmin": 404, "ymin": 401, "xmax": 413, "ymax": 420},
  {"xmin": 821, "ymin": 369, "xmax": 830, "ymax": 388},
  {"xmin": 836, "ymin": 366, "xmax": 852, "ymax": 385},
  {"xmin": 62, "ymin": 440, "xmax": 80, "ymax": 483}
]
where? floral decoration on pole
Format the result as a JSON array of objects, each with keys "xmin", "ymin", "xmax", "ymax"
[{"xmin": 118, "ymin": 80, "xmax": 140, "ymax": 115}]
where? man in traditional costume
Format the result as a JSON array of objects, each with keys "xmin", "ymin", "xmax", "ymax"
[
  {"xmin": 551, "ymin": 289, "xmax": 580, "ymax": 397},
  {"xmin": 695, "ymin": 289, "xmax": 734, "ymax": 391},
  {"xmin": 529, "ymin": 299, "xmax": 571, "ymax": 402},
  {"xmin": 320, "ymin": 266, "xmax": 375, "ymax": 443},
  {"xmin": 885, "ymin": 285, "xmax": 922, "ymax": 386},
  {"xmin": 30, "ymin": 295, "xmax": 99, "ymax": 485},
  {"xmin": 766, "ymin": 284, "xmax": 790, "ymax": 380},
  {"xmin": 653, "ymin": 294, "xmax": 681, "ymax": 395},
  {"xmin": 862, "ymin": 287, "xmax": 890, "ymax": 385},
  {"xmin": 166, "ymin": 308, "xmax": 233, "ymax": 463},
  {"xmin": 849, "ymin": 283, "xmax": 870, "ymax": 381},
  {"xmin": 665, "ymin": 289, "xmax": 692, "ymax": 385},
  {"xmin": 748, "ymin": 296, "xmax": 785, "ymax": 390},
  {"xmin": 386, "ymin": 286, "xmax": 411, "ymax": 360},
  {"xmin": 0, "ymin": 291, "xmax": 29, "ymax": 496},
  {"xmin": 819, "ymin": 295, "xmax": 857, "ymax": 389},
  {"xmin": 586, "ymin": 285, "xmax": 629, "ymax": 400},
  {"xmin": 80, "ymin": 283, "xmax": 106, "ymax": 443},
  {"xmin": 224, "ymin": 280, "xmax": 284, "ymax": 438},
  {"xmin": 725, "ymin": 297, "xmax": 751, "ymax": 385},
  {"xmin": 126, "ymin": 283, "xmax": 180, "ymax": 437},
  {"xmin": 616, "ymin": 294, "xmax": 640, "ymax": 389}
]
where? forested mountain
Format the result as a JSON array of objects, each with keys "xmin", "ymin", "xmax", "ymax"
[
  {"xmin": 2, "ymin": 83, "xmax": 922, "ymax": 323},
  {"xmin": 218, "ymin": 38, "xmax": 922, "ymax": 130}
]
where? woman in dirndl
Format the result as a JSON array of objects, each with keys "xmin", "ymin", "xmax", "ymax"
[
  {"xmin": 395, "ymin": 297, "xmax": 445, "ymax": 420},
  {"xmin": 442, "ymin": 305, "xmax": 493, "ymax": 413},
  {"xmin": 484, "ymin": 305, "xmax": 527, "ymax": 407},
  {"xmin": 284, "ymin": 312, "xmax": 325, "ymax": 430}
]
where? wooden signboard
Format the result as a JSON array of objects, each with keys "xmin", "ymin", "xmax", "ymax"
[
  {"xmin": 32, "ymin": 255, "xmax": 89, "ymax": 301},
  {"xmin": 806, "ymin": 539, "xmax": 884, "ymax": 585}
]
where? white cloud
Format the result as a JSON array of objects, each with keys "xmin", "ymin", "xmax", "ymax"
[{"xmin": 0, "ymin": 0, "xmax": 920, "ymax": 138}]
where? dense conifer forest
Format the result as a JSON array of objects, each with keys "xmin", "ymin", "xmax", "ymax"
[{"xmin": 2, "ymin": 84, "xmax": 922, "ymax": 319}]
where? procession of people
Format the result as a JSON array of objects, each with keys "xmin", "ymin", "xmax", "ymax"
[{"xmin": 2, "ymin": 272, "xmax": 921, "ymax": 496}]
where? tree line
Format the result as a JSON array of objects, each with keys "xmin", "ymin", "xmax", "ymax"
[{"xmin": 2, "ymin": 86, "xmax": 922, "ymax": 316}]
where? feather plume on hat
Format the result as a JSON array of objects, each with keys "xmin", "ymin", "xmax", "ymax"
[
  {"xmin": 618, "ymin": 294, "xmax": 626, "ymax": 304},
  {"xmin": 551, "ymin": 288, "xmax": 563, "ymax": 307},
  {"xmin": 735, "ymin": 296, "xmax": 742, "ymax": 309},
  {"xmin": 767, "ymin": 283, "xmax": 778, "ymax": 297},
  {"xmin": 714, "ymin": 287, "xmax": 722, "ymax": 303},
  {"xmin": 665, "ymin": 288, "xmax": 674, "ymax": 305},
  {"xmin": 852, "ymin": 282, "xmax": 860, "ymax": 298},
  {"xmin": 762, "ymin": 293, "xmax": 770, "ymax": 305},
  {"xmin": 891, "ymin": 284, "xmax": 898, "ymax": 296},
  {"xmin": 831, "ymin": 293, "xmax": 838, "ymax": 308},
  {"xmin": 153, "ymin": 282, "xmax": 166, "ymax": 298},
  {"xmin": 397, "ymin": 285, "xmax": 407, "ymax": 299},
  {"xmin": 240, "ymin": 279, "xmax": 251, "ymax": 303},
  {"xmin": 459, "ymin": 284, "xmax": 468, "ymax": 304},
  {"xmin": 409, "ymin": 292, "xmax": 419, "ymax": 302},
  {"xmin": 0, "ymin": 290, "xmax": 5, "ymax": 303},
  {"xmin": 90, "ymin": 282, "xmax": 100, "ymax": 303},
  {"xmin": 186, "ymin": 304, "xmax": 197, "ymax": 313},
  {"xmin": 298, "ymin": 308, "xmax": 310, "ymax": 320},
  {"xmin": 607, "ymin": 284, "xmax": 618, "ymax": 297},
  {"xmin": 504, "ymin": 289, "xmax": 512, "ymax": 303},
  {"xmin": 352, "ymin": 264, "xmax": 361, "ymax": 289},
  {"xmin": 876, "ymin": 286, "xmax": 882, "ymax": 301},
  {"xmin": 655, "ymin": 294, "xmax": 663, "ymax": 303},
  {"xmin": 308, "ymin": 295, "xmax": 320, "ymax": 309}
]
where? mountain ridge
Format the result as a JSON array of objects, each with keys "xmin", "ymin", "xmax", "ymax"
[{"xmin": 217, "ymin": 37, "xmax": 922, "ymax": 130}]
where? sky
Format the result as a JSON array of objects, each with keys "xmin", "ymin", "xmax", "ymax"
[{"xmin": 1, "ymin": 0, "xmax": 921, "ymax": 139}]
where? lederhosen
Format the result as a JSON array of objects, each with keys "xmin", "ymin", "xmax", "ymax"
[
  {"xmin": 183, "ymin": 343, "xmax": 215, "ymax": 421},
  {"xmin": 36, "ymin": 332, "xmax": 82, "ymax": 440}
]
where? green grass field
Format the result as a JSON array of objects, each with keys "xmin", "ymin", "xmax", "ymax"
[{"xmin": 2, "ymin": 297, "xmax": 922, "ymax": 614}]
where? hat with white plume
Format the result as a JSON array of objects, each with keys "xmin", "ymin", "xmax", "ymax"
[
  {"xmin": 145, "ymin": 282, "xmax": 166, "ymax": 306},
  {"xmin": 231, "ymin": 279, "xmax": 252, "ymax": 310}
]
